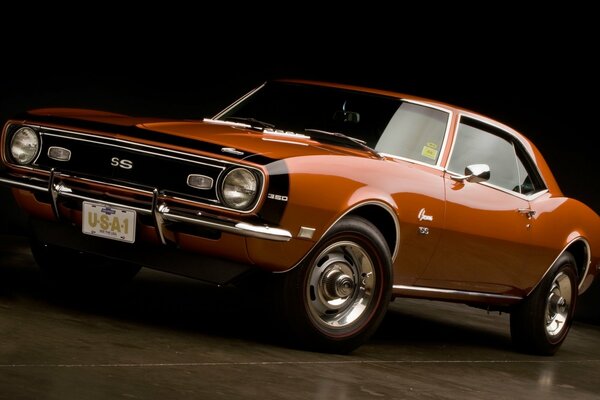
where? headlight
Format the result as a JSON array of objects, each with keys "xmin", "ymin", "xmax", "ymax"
[
  {"xmin": 10, "ymin": 127, "xmax": 40, "ymax": 165},
  {"xmin": 221, "ymin": 168, "xmax": 258, "ymax": 210}
]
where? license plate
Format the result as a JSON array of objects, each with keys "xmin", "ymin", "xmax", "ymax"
[{"xmin": 82, "ymin": 201, "xmax": 136, "ymax": 243}]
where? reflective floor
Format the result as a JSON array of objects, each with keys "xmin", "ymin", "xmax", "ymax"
[{"xmin": 1, "ymin": 235, "xmax": 599, "ymax": 399}]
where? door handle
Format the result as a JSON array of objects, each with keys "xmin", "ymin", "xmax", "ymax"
[{"xmin": 517, "ymin": 208, "xmax": 536, "ymax": 219}]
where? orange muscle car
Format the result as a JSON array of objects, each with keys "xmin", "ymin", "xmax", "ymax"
[{"xmin": 1, "ymin": 80, "xmax": 599, "ymax": 354}]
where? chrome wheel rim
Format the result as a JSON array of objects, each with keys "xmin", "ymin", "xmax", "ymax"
[
  {"xmin": 306, "ymin": 241, "xmax": 376, "ymax": 330},
  {"xmin": 545, "ymin": 271, "xmax": 572, "ymax": 337}
]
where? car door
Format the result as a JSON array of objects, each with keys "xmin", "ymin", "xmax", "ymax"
[
  {"xmin": 417, "ymin": 116, "xmax": 541, "ymax": 296},
  {"xmin": 373, "ymin": 101, "xmax": 450, "ymax": 285}
]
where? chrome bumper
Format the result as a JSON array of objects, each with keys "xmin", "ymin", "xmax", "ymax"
[{"xmin": 0, "ymin": 169, "xmax": 292, "ymax": 243}]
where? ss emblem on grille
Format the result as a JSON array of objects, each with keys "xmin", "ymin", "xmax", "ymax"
[{"xmin": 110, "ymin": 157, "xmax": 133, "ymax": 170}]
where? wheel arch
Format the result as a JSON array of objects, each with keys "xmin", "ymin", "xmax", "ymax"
[
  {"xmin": 566, "ymin": 238, "xmax": 591, "ymax": 288},
  {"xmin": 346, "ymin": 202, "xmax": 399, "ymax": 261},
  {"xmin": 280, "ymin": 200, "xmax": 400, "ymax": 274},
  {"xmin": 534, "ymin": 237, "xmax": 591, "ymax": 296}
]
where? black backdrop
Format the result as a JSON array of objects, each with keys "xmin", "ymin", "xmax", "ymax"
[
  {"xmin": 0, "ymin": 13, "xmax": 598, "ymax": 319},
  {"xmin": 1, "ymin": 31, "xmax": 597, "ymax": 230}
]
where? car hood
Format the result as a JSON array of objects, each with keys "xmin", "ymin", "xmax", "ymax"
[
  {"xmin": 139, "ymin": 120, "xmax": 361, "ymax": 161},
  {"xmin": 25, "ymin": 108, "xmax": 369, "ymax": 163}
]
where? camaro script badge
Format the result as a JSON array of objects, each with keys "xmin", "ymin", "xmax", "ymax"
[{"xmin": 418, "ymin": 208, "xmax": 433, "ymax": 222}]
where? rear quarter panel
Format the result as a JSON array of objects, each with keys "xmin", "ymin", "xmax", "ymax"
[{"xmin": 530, "ymin": 193, "xmax": 600, "ymax": 294}]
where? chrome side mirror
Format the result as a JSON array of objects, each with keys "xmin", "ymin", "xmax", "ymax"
[{"xmin": 450, "ymin": 163, "xmax": 490, "ymax": 183}]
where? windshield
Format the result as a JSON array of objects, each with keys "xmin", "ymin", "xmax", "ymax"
[{"xmin": 217, "ymin": 82, "xmax": 449, "ymax": 165}]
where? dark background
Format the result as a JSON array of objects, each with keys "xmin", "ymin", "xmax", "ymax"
[
  {"xmin": 1, "ymin": 26, "xmax": 597, "ymax": 227},
  {"xmin": 1, "ymin": 17, "xmax": 598, "ymax": 318}
]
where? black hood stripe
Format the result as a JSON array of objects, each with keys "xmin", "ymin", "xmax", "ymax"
[
  {"xmin": 20, "ymin": 113, "xmax": 278, "ymax": 166},
  {"xmin": 259, "ymin": 161, "xmax": 289, "ymax": 225}
]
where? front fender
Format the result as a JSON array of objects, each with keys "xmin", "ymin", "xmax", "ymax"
[{"xmin": 246, "ymin": 156, "xmax": 400, "ymax": 271}]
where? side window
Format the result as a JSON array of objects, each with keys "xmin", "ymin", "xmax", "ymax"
[
  {"xmin": 448, "ymin": 117, "xmax": 546, "ymax": 195},
  {"xmin": 375, "ymin": 102, "xmax": 448, "ymax": 165},
  {"xmin": 514, "ymin": 144, "xmax": 546, "ymax": 195}
]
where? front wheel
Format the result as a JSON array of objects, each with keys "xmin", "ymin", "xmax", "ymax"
[
  {"xmin": 277, "ymin": 216, "xmax": 392, "ymax": 353},
  {"xmin": 510, "ymin": 252, "xmax": 578, "ymax": 355}
]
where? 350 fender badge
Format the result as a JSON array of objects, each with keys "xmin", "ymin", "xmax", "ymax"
[{"xmin": 268, "ymin": 193, "xmax": 288, "ymax": 202}]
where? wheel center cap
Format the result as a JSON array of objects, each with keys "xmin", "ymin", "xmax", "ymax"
[
  {"xmin": 323, "ymin": 269, "xmax": 355, "ymax": 299},
  {"xmin": 335, "ymin": 275, "xmax": 355, "ymax": 297}
]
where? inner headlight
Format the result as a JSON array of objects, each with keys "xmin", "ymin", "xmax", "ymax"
[
  {"xmin": 221, "ymin": 167, "xmax": 258, "ymax": 210},
  {"xmin": 10, "ymin": 127, "xmax": 40, "ymax": 165}
]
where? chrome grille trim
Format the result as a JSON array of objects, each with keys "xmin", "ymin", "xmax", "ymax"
[{"xmin": 18, "ymin": 125, "xmax": 265, "ymax": 214}]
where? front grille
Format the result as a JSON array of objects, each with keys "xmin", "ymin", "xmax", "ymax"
[{"xmin": 28, "ymin": 127, "xmax": 260, "ymax": 208}]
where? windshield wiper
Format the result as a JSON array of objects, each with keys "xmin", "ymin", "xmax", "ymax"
[
  {"xmin": 304, "ymin": 128, "xmax": 382, "ymax": 159},
  {"xmin": 223, "ymin": 117, "xmax": 275, "ymax": 130}
]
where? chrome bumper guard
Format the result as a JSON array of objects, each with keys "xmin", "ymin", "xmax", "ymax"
[{"xmin": 0, "ymin": 170, "xmax": 292, "ymax": 243}]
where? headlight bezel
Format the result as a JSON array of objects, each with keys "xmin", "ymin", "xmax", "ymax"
[
  {"xmin": 8, "ymin": 126, "xmax": 41, "ymax": 166},
  {"xmin": 220, "ymin": 167, "xmax": 261, "ymax": 211}
]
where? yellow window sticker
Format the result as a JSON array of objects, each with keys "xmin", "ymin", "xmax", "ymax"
[{"xmin": 421, "ymin": 142, "xmax": 439, "ymax": 160}]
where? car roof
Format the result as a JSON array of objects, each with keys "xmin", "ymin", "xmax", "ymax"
[
  {"xmin": 274, "ymin": 79, "xmax": 561, "ymax": 196},
  {"xmin": 276, "ymin": 78, "xmax": 520, "ymax": 135},
  {"xmin": 278, "ymin": 78, "xmax": 455, "ymax": 109}
]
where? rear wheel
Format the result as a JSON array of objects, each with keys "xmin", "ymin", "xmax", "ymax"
[
  {"xmin": 278, "ymin": 216, "xmax": 392, "ymax": 353},
  {"xmin": 510, "ymin": 252, "xmax": 577, "ymax": 355}
]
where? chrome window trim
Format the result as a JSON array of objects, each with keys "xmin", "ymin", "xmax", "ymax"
[
  {"xmin": 445, "ymin": 114, "xmax": 549, "ymax": 201},
  {"xmin": 212, "ymin": 82, "xmax": 266, "ymax": 119},
  {"xmin": 380, "ymin": 153, "xmax": 446, "ymax": 171},
  {"xmin": 511, "ymin": 140, "xmax": 522, "ymax": 193}
]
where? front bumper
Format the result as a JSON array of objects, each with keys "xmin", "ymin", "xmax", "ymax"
[
  {"xmin": 28, "ymin": 216, "xmax": 254, "ymax": 285},
  {"xmin": 0, "ymin": 169, "xmax": 292, "ymax": 243}
]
